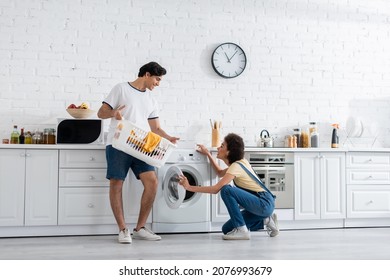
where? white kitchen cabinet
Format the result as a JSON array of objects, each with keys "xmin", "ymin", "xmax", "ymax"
[
  {"xmin": 209, "ymin": 154, "xmax": 229, "ymax": 223},
  {"xmin": 294, "ymin": 152, "xmax": 346, "ymax": 220},
  {"xmin": 58, "ymin": 150, "xmax": 147, "ymax": 225},
  {"xmin": 346, "ymin": 152, "xmax": 390, "ymax": 218},
  {"xmin": 0, "ymin": 149, "xmax": 58, "ymax": 226}
]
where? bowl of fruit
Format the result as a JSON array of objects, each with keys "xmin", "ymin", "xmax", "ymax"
[{"xmin": 66, "ymin": 102, "xmax": 95, "ymax": 119}]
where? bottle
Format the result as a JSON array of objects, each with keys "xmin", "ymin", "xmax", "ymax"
[
  {"xmin": 331, "ymin": 124, "xmax": 339, "ymax": 148},
  {"xmin": 19, "ymin": 128, "xmax": 25, "ymax": 144},
  {"xmin": 25, "ymin": 131, "xmax": 32, "ymax": 144},
  {"xmin": 309, "ymin": 122, "xmax": 319, "ymax": 148},
  {"xmin": 10, "ymin": 125, "xmax": 20, "ymax": 144}
]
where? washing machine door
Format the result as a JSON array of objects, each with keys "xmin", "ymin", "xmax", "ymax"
[{"xmin": 162, "ymin": 166, "xmax": 186, "ymax": 209}]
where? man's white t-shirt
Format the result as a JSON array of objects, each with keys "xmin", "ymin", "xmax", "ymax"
[{"xmin": 103, "ymin": 82, "xmax": 159, "ymax": 145}]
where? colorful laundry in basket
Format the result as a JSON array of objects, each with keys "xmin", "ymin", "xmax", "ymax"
[
  {"xmin": 125, "ymin": 130, "xmax": 161, "ymax": 153},
  {"xmin": 142, "ymin": 132, "xmax": 161, "ymax": 153}
]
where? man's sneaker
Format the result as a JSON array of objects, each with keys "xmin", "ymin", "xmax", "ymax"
[
  {"xmin": 265, "ymin": 213, "xmax": 279, "ymax": 237},
  {"xmin": 118, "ymin": 228, "xmax": 132, "ymax": 244},
  {"xmin": 222, "ymin": 227, "xmax": 250, "ymax": 240},
  {"xmin": 132, "ymin": 227, "xmax": 162, "ymax": 241}
]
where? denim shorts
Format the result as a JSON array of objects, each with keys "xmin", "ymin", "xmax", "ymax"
[{"xmin": 105, "ymin": 145, "xmax": 155, "ymax": 180}]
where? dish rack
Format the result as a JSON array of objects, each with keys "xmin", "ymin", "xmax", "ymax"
[{"xmin": 112, "ymin": 120, "xmax": 175, "ymax": 168}]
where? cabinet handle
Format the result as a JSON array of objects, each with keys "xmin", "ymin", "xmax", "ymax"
[
  {"xmin": 367, "ymin": 200, "xmax": 373, "ymax": 204},
  {"xmin": 89, "ymin": 157, "xmax": 95, "ymax": 161},
  {"xmin": 367, "ymin": 175, "xmax": 373, "ymax": 180},
  {"xmin": 20, "ymin": 153, "xmax": 31, "ymax": 157},
  {"xmin": 87, "ymin": 203, "xmax": 94, "ymax": 208},
  {"xmin": 89, "ymin": 175, "xmax": 95, "ymax": 180}
]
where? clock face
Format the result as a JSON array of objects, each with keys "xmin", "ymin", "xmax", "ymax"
[{"xmin": 211, "ymin": 43, "xmax": 247, "ymax": 78}]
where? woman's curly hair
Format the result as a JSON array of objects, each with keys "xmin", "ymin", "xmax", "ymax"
[{"xmin": 224, "ymin": 133, "xmax": 244, "ymax": 164}]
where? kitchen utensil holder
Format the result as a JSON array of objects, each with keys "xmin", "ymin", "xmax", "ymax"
[{"xmin": 211, "ymin": 128, "xmax": 221, "ymax": 147}]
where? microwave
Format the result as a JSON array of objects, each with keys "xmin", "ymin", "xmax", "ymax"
[{"xmin": 57, "ymin": 119, "xmax": 103, "ymax": 144}]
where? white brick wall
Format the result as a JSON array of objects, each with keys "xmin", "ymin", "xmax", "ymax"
[{"xmin": 1, "ymin": 0, "xmax": 390, "ymax": 148}]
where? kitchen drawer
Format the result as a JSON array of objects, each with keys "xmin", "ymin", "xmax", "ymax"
[
  {"xmin": 58, "ymin": 187, "xmax": 115, "ymax": 225},
  {"xmin": 347, "ymin": 185, "xmax": 390, "ymax": 218},
  {"xmin": 347, "ymin": 170, "xmax": 390, "ymax": 184},
  {"xmin": 59, "ymin": 169, "xmax": 108, "ymax": 187},
  {"xmin": 60, "ymin": 150, "xmax": 106, "ymax": 168},
  {"xmin": 347, "ymin": 153, "xmax": 390, "ymax": 168}
]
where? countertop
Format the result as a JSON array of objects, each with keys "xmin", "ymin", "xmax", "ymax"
[
  {"xmin": 1, "ymin": 144, "xmax": 390, "ymax": 152},
  {"xmin": 224, "ymin": 146, "xmax": 390, "ymax": 152},
  {"xmin": 0, "ymin": 144, "xmax": 106, "ymax": 150}
]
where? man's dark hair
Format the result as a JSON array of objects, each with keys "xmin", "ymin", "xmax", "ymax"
[
  {"xmin": 224, "ymin": 133, "xmax": 245, "ymax": 164},
  {"xmin": 138, "ymin": 62, "xmax": 167, "ymax": 77}
]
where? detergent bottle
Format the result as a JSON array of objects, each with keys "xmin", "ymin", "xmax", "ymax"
[{"xmin": 331, "ymin": 124, "xmax": 339, "ymax": 148}]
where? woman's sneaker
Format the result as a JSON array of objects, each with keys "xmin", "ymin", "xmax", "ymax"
[
  {"xmin": 222, "ymin": 227, "xmax": 250, "ymax": 240},
  {"xmin": 264, "ymin": 213, "xmax": 279, "ymax": 237},
  {"xmin": 118, "ymin": 228, "xmax": 132, "ymax": 244},
  {"xmin": 132, "ymin": 227, "xmax": 161, "ymax": 241}
]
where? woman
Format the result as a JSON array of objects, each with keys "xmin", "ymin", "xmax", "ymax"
[{"xmin": 178, "ymin": 133, "xmax": 279, "ymax": 240}]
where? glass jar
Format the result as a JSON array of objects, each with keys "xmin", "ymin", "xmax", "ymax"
[
  {"xmin": 25, "ymin": 131, "xmax": 32, "ymax": 144},
  {"xmin": 293, "ymin": 128, "xmax": 301, "ymax": 148},
  {"xmin": 309, "ymin": 122, "xmax": 319, "ymax": 148},
  {"xmin": 43, "ymin": 128, "xmax": 56, "ymax": 144},
  {"xmin": 43, "ymin": 128, "xmax": 49, "ymax": 144},
  {"xmin": 48, "ymin": 128, "xmax": 56, "ymax": 144},
  {"xmin": 32, "ymin": 130, "xmax": 42, "ymax": 144},
  {"xmin": 301, "ymin": 127, "xmax": 310, "ymax": 148}
]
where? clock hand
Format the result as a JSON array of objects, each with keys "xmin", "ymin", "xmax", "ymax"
[
  {"xmin": 224, "ymin": 52, "xmax": 231, "ymax": 63},
  {"xmin": 228, "ymin": 50, "xmax": 238, "ymax": 61}
]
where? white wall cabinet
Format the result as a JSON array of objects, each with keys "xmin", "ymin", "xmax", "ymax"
[
  {"xmin": 346, "ymin": 152, "xmax": 390, "ymax": 218},
  {"xmin": 0, "ymin": 149, "xmax": 58, "ymax": 226},
  {"xmin": 294, "ymin": 152, "xmax": 346, "ymax": 220}
]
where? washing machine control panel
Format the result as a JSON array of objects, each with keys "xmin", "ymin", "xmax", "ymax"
[{"xmin": 170, "ymin": 150, "xmax": 206, "ymax": 163}]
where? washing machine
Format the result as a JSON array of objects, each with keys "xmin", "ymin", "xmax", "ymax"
[{"xmin": 152, "ymin": 149, "xmax": 211, "ymax": 233}]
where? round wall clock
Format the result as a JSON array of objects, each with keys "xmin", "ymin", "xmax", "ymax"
[{"xmin": 211, "ymin": 42, "xmax": 247, "ymax": 78}]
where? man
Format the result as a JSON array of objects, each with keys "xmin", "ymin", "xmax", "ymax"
[{"xmin": 97, "ymin": 62, "xmax": 179, "ymax": 244}]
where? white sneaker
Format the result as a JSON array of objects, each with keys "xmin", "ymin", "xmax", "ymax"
[
  {"xmin": 132, "ymin": 227, "xmax": 161, "ymax": 241},
  {"xmin": 222, "ymin": 227, "xmax": 250, "ymax": 240},
  {"xmin": 264, "ymin": 213, "xmax": 279, "ymax": 237},
  {"xmin": 118, "ymin": 228, "xmax": 132, "ymax": 244}
]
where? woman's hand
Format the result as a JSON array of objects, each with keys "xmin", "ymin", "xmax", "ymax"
[
  {"xmin": 178, "ymin": 175, "xmax": 191, "ymax": 190},
  {"xmin": 197, "ymin": 144, "xmax": 210, "ymax": 156}
]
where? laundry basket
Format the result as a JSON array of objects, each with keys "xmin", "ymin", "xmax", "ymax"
[{"xmin": 112, "ymin": 120, "xmax": 175, "ymax": 168}]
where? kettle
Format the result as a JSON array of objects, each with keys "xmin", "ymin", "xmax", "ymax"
[{"xmin": 257, "ymin": 129, "xmax": 274, "ymax": 148}]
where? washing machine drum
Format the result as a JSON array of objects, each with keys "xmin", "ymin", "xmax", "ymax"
[{"xmin": 163, "ymin": 166, "xmax": 186, "ymax": 209}]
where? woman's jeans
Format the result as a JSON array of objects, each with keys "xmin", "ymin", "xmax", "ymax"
[{"xmin": 220, "ymin": 184, "xmax": 275, "ymax": 234}]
